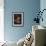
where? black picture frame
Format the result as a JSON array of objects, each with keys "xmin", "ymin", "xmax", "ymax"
[{"xmin": 12, "ymin": 12, "xmax": 24, "ymax": 27}]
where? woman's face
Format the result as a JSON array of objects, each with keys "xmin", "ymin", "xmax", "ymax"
[{"xmin": 16, "ymin": 16, "xmax": 21, "ymax": 23}]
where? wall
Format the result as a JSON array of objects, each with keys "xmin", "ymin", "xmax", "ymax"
[
  {"xmin": 4, "ymin": 0, "xmax": 40, "ymax": 42},
  {"xmin": 40, "ymin": 0, "xmax": 46, "ymax": 27}
]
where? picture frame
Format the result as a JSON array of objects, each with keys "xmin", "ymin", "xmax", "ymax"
[{"xmin": 12, "ymin": 12, "xmax": 24, "ymax": 27}]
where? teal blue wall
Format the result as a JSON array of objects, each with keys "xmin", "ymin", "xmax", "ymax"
[
  {"xmin": 4, "ymin": 0, "xmax": 40, "ymax": 42},
  {"xmin": 40, "ymin": 0, "xmax": 46, "ymax": 27}
]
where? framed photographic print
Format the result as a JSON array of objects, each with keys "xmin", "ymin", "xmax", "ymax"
[{"xmin": 12, "ymin": 12, "xmax": 24, "ymax": 27}]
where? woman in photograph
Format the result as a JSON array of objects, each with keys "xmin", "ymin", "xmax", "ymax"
[{"xmin": 14, "ymin": 14, "xmax": 21, "ymax": 24}]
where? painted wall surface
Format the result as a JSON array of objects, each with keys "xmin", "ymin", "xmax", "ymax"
[
  {"xmin": 4, "ymin": 0, "xmax": 40, "ymax": 42},
  {"xmin": 40, "ymin": 0, "xmax": 46, "ymax": 27}
]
